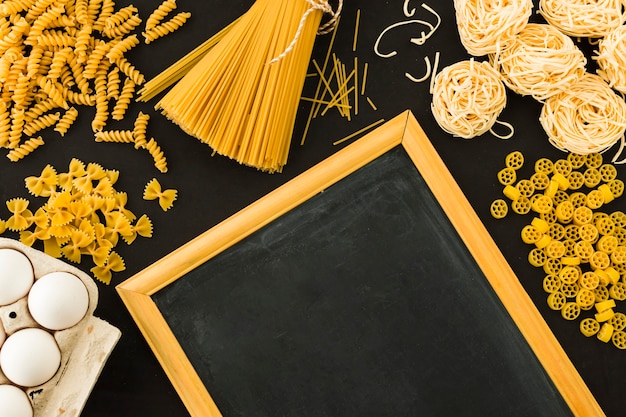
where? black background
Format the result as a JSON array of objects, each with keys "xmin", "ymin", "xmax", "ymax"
[{"xmin": 0, "ymin": 1, "xmax": 624, "ymax": 416}]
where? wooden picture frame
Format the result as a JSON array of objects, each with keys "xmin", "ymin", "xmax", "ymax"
[{"xmin": 117, "ymin": 110, "xmax": 604, "ymax": 417}]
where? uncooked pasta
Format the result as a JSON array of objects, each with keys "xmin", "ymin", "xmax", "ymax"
[
  {"xmin": 430, "ymin": 59, "xmax": 508, "ymax": 139},
  {"xmin": 453, "ymin": 0, "xmax": 533, "ymax": 56},
  {"xmin": 490, "ymin": 23, "xmax": 587, "ymax": 101},
  {"xmin": 156, "ymin": 0, "xmax": 340, "ymax": 173},
  {"xmin": 539, "ymin": 73, "xmax": 626, "ymax": 156},
  {"xmin": 595, "ymin": 24, "xmax": 626, "ymax": 95},
  {"xmin": 538, "ymin": 0, "xmax": 626, "ymax": 38}
]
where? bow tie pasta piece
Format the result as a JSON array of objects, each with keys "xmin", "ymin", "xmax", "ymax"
[{"xmin": 143, "ymin": 178, "xmax": 177, "ymax": 211}]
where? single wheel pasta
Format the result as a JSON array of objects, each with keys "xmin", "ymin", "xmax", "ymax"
[
  {"xmin": 430, "ymin": 59, "xmax": 507, "ymax": 139},
  {"xmin": 490, "ymin": 24, "xmax": 586, "ymax": 101},
  {"xmin": 453, "ymin": 0, "xmax": 533, "ymax": 56},
  {"xmin": 539, "ymin": 73, "xmax": 626, "ymax": 155}
]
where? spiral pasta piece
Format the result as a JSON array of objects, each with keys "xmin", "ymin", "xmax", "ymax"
[
  {"xmin": 37, "ymin": 29, "xmax": 76, "ymax": 48},
  {"xmin": 37, "ymin": 76, "xmax": 69, "ymax": 109},
  {"xmin": 146, "ymin": 0, "xmax": 177, "ymax": 30},
  {"xmin": 143, "ymin": 11, "xmax": 190, "ymax": 44},
  {"xmin": 91, "ymin": 64, "xmax": 110, "ymax": 132},
  {"xmin": 94, "ymin": 129, "xmax": 134, "ymax": 143},
  {"xmin": 490, "ymin": 24, "xmax": 586, "ymax": 101},
  {"xmin": 453, "ymin": 0, "xmax": 533, "ymax": 56},
  {"xmin": 0, "ymin": 0, "xmax": 36, "ymax": 17},
  {"xmin": 431, "ymin": 59, "xmax": 507, "ymax": 139},
  {"xmin": 142, "ymin": 137, "xmax": 168, "ymax": 173},
  {"xmin": 106, "ymin": 34, "xmax": 139, "ymax": 63},
  {"xmin": 132, "ymin": 111, "xmax": 149, "ymax": 148},
  {"xmin": 107, "ymin": 66, "xmax": 121, "ymax": 99},
  {"xmin": 540, "ymin": 73, "xmax": 626, "ymax": 155},
  {"xmin": 538, "ymin": 0, "xmax": 625, "ymax": 38},
  {"xmin": 6, "ymin": 135, "xmax": 44, "ymax": 161},
  {"xmin": 102, "ymin": 12, "xmax": 141, "ymax": 39},
  {"xmin": 23, "ymin": 111, "xmax": 60, "ymax": 136},
  {"xmin": 54, "ymin": 107, "xmax": 79, "ymax": 136},
  {"xmin": 112, "ymin": 77, "xmax": 135, "ymax": 120},
  {"xmin": 113, "ymin": 56, "xmax": 144, "ymax": 85}
]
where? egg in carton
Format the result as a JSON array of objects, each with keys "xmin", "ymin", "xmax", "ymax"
[{"xmin": 0, "ymin": 237, "xmax": 121, "ymax": 417}]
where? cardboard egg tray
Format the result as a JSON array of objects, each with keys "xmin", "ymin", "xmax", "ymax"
[{"xmin": 0, "ymin": 237, "xmax": 121, "ymax": 416}]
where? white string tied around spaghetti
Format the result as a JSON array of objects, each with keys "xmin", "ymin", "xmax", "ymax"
[{"xmin": 270, "ymin": 0, "xmax": 342, "ymax": 64}]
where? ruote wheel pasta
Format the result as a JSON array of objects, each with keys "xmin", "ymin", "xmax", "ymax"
[
  {"xmin": 490, "ymin": 23, "xmax": 586, "ymax": 101},
  {"xmin": 539, "ymin": 73, "xmax": 626, "ymax": 155},
  {"xmin": 453, "ymin": 0, "xmax": 533, "ymax": 56},
  {"xmin": 430, "ymin": 59, "xmax": 507, "ymax": 139}
]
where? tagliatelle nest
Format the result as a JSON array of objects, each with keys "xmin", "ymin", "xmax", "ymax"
[
  {"xmin": 453, "ymin": 0, "xmax": 533, "ymax": 56},
  {"xmin": 490, "ymin": 23, "xmax": 587, "ymax": 101},
  {"xmin": 431, "ymin": 59, "xmax": 507, "ymax": 139},
  {"xmin": 595, "ymin": 25, "xmax": 626, "ymax": 94},
  {"xmin": 539, "ymin": 73, "xmax": 626, "ymax": 156},
  {"xmin": 538, "ymin": 0, "xmax": 626, "ymax": 38}
]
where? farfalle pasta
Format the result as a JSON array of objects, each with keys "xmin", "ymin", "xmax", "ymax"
[
  {"xmin": 0, "ymin": 158, "xmax": 154, "ymax": 284},
  {"xmin": 143, "ymin": 178, "xmax": 177, "ymax": 211}
]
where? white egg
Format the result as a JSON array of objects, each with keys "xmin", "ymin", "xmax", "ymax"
[
  {"xmin": 27, "ymin": 271, "xmax": 89, "ymax": 331},
  {"xmin": 0, "ymin": 328, "xmax": 61, "ymax": 387},
  {"xmin": 0, "ymin": 249, "xmax": 34, "ymax": 306},
  {"xmin": 0, "ymin": 385, "xmax": 33, "ymax": 417}
]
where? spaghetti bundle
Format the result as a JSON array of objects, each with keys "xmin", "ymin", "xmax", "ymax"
[
  {"xmin": 431, "ymin": 59, "xmax": 507, "ymax": 139},
  {"xmin": 490, "ymin": 23, "xmax": 587, "ymax": 101},
  {"xmin": 596, "ymin": 24, "xmax": 626, "ymax": 94},
  {"xmin": 538, "ymin": 0, "xmax": 626, "ymax": 38},
  {"xmin": 155, "ymin": 0, "xmax": 338, "ymax": 173},
  {"xmin": 539, "ymin": 73, "xmax": 626, "ymax": 155},
  {"xmin": 453, "ymin": 0, "xmax": 533, "ymax": 56}
]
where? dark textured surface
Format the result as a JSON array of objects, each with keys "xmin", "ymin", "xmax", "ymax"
[{"xmin": 0, "ymin": 1, "xmax": 623, "ymax": 416}]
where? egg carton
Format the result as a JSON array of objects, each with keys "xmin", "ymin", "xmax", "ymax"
[{"xmin": 0, "ymin": 237, "xmax": 121, "ymax": 416}]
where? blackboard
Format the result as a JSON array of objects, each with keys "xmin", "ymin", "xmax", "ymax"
[{"xmin": 117, "ymin": 112, "xmax": 603, "ymax": 417}]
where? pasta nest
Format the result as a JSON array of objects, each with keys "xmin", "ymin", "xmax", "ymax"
[
  {"xmin": 490, "ymin": 23, "xmax": 587, "ymax": 101},
  {"xmin": 431, "ymin": 59, "xmax": 507, "ymax": 139},
  {"xmin": 453, "ymin": 0, "xmax": 533, "ymax": 56},
  {"xmin": 539, "ymin": 73, "xmax": 626, "ymax": 155},
  {"xmin": 595, "ymin": 24, "xmax": 626, "ymax": 94},
  {"xmin": 538, "ymin": 0, "xmax": 626, "ymax": 38}
]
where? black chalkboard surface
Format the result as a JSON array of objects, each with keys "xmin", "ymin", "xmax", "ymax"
[
  {"xmin": 154, "ymin": 147, "xmax": 570, "ymax": 417},
  {"xmin": 117, "ymin": 112, "xmax": 603, "ymax": 417}
]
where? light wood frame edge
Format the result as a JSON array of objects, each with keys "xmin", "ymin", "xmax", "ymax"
[{"xmin": 116, "ymin": 110, "xmax": 604, "ymax": 417}]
